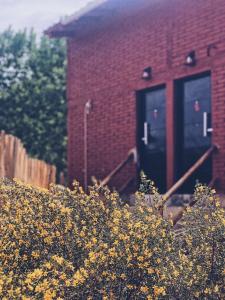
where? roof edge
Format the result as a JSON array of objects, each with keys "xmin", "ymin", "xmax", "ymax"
[{"xmin": 45, "ymin": 0, "xmax": 107, "ymax": 38}]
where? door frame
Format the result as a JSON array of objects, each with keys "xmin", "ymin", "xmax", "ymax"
[
  {"xmin": 174, "ymin": 71, "xmax": 212, "ymax": 187},
  {"xmin": 136, "ymin": 70, "xmax": 212, "ymax": 193},
  {"xmin": 136, "ymin": 84, "xmax": 167, "ymax": 191}
]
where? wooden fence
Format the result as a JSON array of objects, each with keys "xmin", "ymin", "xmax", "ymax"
[{"xmin": 0, "ymin": 131, "xmax": 56, "ymax": 188}]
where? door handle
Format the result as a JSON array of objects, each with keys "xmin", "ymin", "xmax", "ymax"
[
  {"xmin": 142, "ymin": 122, "xmax": 148, "ymax": 145},
  {"xmin": 203, "ymin": 112, "xmax": 213, "ymax": 137}
]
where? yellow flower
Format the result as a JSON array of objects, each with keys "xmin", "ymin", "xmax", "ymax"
[
  {"xmin": 44, "ymin": 236, "xmax": 53, "ymax": 245},
  {"xmin": 153, "ymin": 286, "xmax": 166, "ymax": 296},
  {"xmin": 65, "ymin": 280, "xmax": 71, "ymax": 287},
  {"xmin": 89, "ymin": 251, "xmax": 97, "ymax": 262},
  {"xmin": 137, "ymin": 256, "xmax": 144, "ymax": 262},
  {"xmin": 80, "ymin": 231, "xmax": 85, "ymax": 238},
  {"xmin": 140, "ymin": 286, "xmax": 149, "ymax": 293},
  {"xmin": 147, "ymin": 268, "xmax": 154, "ymax": 274},
  {"xmin": 113, "ymin": 239, "xmax": 119, "ymax": 246},
  {"xmin": 52, "ymin": 255, "xmax": 64, "ymax": 265},
  {"xmin": 43, "ymin": 290, "xmax": 56, "ymax": 300},
  {"xmin": 92, "ymin": 237, "xmax": 97, "ymax": 244},
  {"xmin": 60, "ymin": 273, "xmax": 67, "ymax": 280},
  {"xmin": 109, "ymin": 247, "xmax": 117, "ymax": 257},
  {"xmin": 55, "ymin": 231, "xmax": 61, "ymax": 237},
  {"xmin": 111, "ymin": 273, "xmax": 116, "ymax": 280},
  {"xmin": 60, "ymin": 207, "xmax": 71, "ymax": 214},
  {"xmin": 214, "ymin": 285, "xmax": 219, "ymax": 292},
  {"xmin": 31, "ymin": 251, "xmax": 40, "ymax": 259},
  {"xmin": 127, "ymin": 285, "xmax": 134, "ymax": 290}
]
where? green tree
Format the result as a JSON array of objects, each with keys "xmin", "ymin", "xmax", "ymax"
[{"xmin": 0, "ymin": 28, "xmax": 67, "ymax": 173}]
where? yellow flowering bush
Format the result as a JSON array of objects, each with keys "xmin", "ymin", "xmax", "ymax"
[
  {"xmin": 168, "ymin": 184, "xmax": 225, "ymax": 299},
  {"xmin": 0, "ymin": 178, "xmax": 224, "ymax": 299}
]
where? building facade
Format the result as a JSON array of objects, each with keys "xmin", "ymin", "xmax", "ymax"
[{"xmin": 47, "ymin": 0, "xmax": 225, "ymax": 193}]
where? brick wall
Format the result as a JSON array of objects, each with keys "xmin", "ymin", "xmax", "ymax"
[{"xmin": 67, "ymin": 0, "xmax": 225, "ymax": 191}]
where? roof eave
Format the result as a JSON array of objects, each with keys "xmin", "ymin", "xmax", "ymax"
[
  {"xmin": 44, "ymin": 24, "xmax": 72, "ymax": 38},
  {"xmin": 45, "ymin": 0, "xmax": 108, "ymax": 38}
]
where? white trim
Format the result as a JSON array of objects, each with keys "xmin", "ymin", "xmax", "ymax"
[{"xmin": 61, "ymin": 0, "xmax": 107, "ymax": 25}]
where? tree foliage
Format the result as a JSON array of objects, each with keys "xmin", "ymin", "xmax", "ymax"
[{"xmin": 0, "ymin": 28, "xmax": 67, "ymax": 172}]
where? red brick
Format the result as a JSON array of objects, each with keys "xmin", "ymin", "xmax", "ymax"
[{"xmin": 64, "ymin": 0, "xmax": 225, "ymax": 191}]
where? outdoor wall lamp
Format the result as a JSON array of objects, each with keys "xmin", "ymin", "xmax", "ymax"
[
  {"xmin": 85, "ymin": 99, "xmax": 93, "ymax": 115},
  {"xmin": 142, "ymin": 67, "xmax": 152, "ymax": 80},
  {"xmin": 185, "ymin": 51, "xmax": 196, "ymax": 66}
]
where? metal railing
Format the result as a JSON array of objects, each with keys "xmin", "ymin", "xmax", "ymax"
[
  {"xmin": 160, "ymin": 144, "xmax": 219, "ymax": 223},
  {"xmin": 99, "ymin": 147, "xmax": 137, "ymax": 189},
  {"xmin": 162, "ymin": 144, "xmax": 218, "ymax": 206},
  {"xmin": 99, "ymin": 143, "xmax": 219, "ymax": 224}
]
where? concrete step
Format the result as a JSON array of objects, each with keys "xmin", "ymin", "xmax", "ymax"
[
  {"xmin": 127, "ymin": 194, "xmax": 225, "ymax": 224},
  {"xmin": 128, "ymin": 194, "xmax": 225, "ymax": 207},
  {"xmin": 128, "ymin": 194, "xmax": 193, "ymax": 207}
]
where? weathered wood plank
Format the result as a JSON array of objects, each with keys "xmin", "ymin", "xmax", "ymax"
[{"xmin": 0, "ymin": 131, "xmax": 56, "ymax": 188}]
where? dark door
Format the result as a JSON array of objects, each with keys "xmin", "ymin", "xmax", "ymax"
[
  {"xmin": 176, "ymin": 74, "xmax": 212, "ymax": 192},
  {"xmin": 139, "ymin": 86, "xmax": 167, "ymax": 193}
]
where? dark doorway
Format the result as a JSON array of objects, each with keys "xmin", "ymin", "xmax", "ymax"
[
  {"xmin": 137, "ymin": 86, "xmax": 167, "ymax": 193},
  {"xmin": 175, "ymin": 73, "xmax": 212, "ymax": 192}
]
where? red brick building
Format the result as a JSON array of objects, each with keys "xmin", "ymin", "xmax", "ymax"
[{"xmin": 47, "ymin": 0, "xmax": 225, "ymax": 193}]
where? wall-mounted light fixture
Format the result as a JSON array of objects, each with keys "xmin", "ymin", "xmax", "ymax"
[
  {"xmin": 85, "ymin": 99, "xmax": 93, "ymax": 115},
  {"xmin": 142, "ymin": 67, "xmax": 152, "ymax": 80},
  {"xmin": 185, "ymin": 51, "xmax": 196, "ymax": 66}
]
